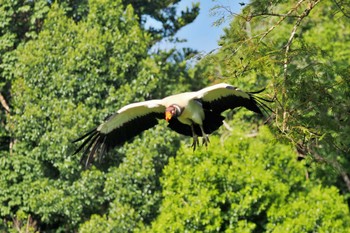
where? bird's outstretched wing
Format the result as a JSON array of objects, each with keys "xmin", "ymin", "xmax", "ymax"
[
  {"xmin": 73, "ymin": 100, "xmax": 165, "ymax": 167},
  {"xmin": 195, "ymin": 83, "xmax": 272, "ymax": 115}
]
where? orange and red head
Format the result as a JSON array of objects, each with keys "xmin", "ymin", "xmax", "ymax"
[{"xmin": 165, "ymin": 105, "xmax": 181, "ymax": 121}]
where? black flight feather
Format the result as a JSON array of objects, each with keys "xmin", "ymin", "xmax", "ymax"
[
  {"xmin": 73, "ymin": 112, "xmax": 163, "ymax": 167},
  {"xmin": 202, "ymin": 89, "xmax": 272, "ymax": 116}
]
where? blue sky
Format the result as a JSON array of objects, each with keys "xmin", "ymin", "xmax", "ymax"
[{"xmin": 151, "ymin": 1, "xmax": 246, "ymax": 53}]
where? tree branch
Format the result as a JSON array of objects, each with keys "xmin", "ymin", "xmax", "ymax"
[
  {"xmin": 341, "ymin": 171, "xmax": 350, "ymax": 192},
  {"xmin": 296, "ymin": 141, "xmax": 350, "ymax": 192},
  {"xmin": 281, "ymin": 0, "xmax": 320, "ymax": 131},
  {"xmin": 0, "ymin": 92, "xmax": 10, "ymax": 113},
  {"xmin": 283, "ymin": 0, "xmax": 321, "ymax": 78}
]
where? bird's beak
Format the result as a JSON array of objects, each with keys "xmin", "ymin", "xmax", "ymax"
[{"xmin": 165, "ymin": 111, "xmax": 172, "ymax": 121}]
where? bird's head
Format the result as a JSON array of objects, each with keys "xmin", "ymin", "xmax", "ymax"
[{"xmin": 165, "ymin": 105, "xmax": 181, "ymax": 121}]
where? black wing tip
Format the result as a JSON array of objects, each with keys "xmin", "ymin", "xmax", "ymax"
[
  {"xmin": 238, "ymin": 87, "xmax": 273, "ymax": 116},
  {"xmin": 72, "ymin": 128, "xmax": 106, "ymax": 168},
  {"xmin": 248, "ymin": 88, "xmax": 266, "ymax": 95},
  {"xmin": 250, "ymin": 93, "xmax": 274, "ymax": 116},
  {"xmin": 72, "ymin": 128, "xmax": 97, "ymax": 143}
]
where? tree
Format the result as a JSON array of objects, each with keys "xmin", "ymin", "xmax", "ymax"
[
  {"xmin": 147, "ymin": 127, "xmax": 350, "ymax": 232},
  {"xmin": 0, "ymin": 0, "xmax": 199, "ymax": 231},
  {"xmin": 0, "ymin": 0, "xmax": 199, "ymax": 156},
  {"xmin": 123, "ymin": 0, "xmax": 199, "ymax": 42},
  {"xmin": 2, "ymin": 0, "xmax": 350, "ymax": 231},
  {"xmin": 198, "ymin": 0, "xmax": 350, "ymax": 196},
  {"xmin": 0, "ymin": 0, "xmax": 50, "ymax": 154}
]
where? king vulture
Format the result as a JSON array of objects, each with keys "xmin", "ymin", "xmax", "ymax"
[{"xmin": 73, "ymin": 83, "xmax": 271, "ymax": 166}]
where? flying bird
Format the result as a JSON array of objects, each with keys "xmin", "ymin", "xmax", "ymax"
[{"xmin": 73, "ymin": 83, "xmax": 271, "ymax": 166}]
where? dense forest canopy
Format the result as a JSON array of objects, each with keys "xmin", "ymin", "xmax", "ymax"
[{"xmin": 1, "ymin": 0, "xmax": 349, "ymax": 232}]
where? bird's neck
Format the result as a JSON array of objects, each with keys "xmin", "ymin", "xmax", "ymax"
[{"xmin": 173, "ymin": 104, "xmax": 183, "ymax": 117}]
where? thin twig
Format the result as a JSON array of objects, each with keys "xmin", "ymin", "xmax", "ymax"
[
  {"xmin": 333, "ymin": 0, "xmax": 350, "ymax": 18},
  {"xmin": 259, "ymin": 0, "xmax": 306, "ymax": 43},
  {"xmin": 250, "ymin": 13, "xmax": 300, "ymax": 18}
]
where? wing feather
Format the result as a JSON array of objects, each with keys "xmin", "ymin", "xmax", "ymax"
[
  {"xmin": 73, "ymin": 100, "xmax": 165, "ymax": 167},
  {"xmin": 195, "ymin": 83, "xmax": 272, "ymax": 114}
]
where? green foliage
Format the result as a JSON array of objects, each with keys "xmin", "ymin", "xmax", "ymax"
[
  {"xmin": 123, "ymin": 0, "xmax": 200, "ymax": 42},
  {"xmin": 197, "ymin": 0, "xmax": 350, "ymax": 195},
  {"xmin": 1, "ymin": 0, "xmax": 198, "ymax": 231},
  {"xmin": 148, "ymin": 127, "xmax": 350, "ymax": 232},
  {"xmin": 1, "ymin": 0, "xmax": 350, "ymax": 231},
  {"xmin": 79, "ymin": 123, "xmax": 181, "ymax": 232},
  {"xmin": 0, "ymin": 0, "xmax": 50, "ymax": 156},
  {"xmin": 267, "ymin": 185, "xmax": 350, "ymax": 232}
]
